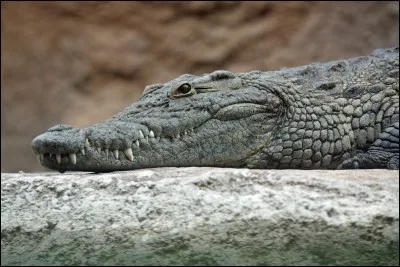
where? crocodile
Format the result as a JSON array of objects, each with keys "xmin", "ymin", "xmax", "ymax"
[{"xmin": 31, "ymin": 47, "xmax": 399, "ymax": 173}]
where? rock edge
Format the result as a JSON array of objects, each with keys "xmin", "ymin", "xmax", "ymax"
[{"xmin": 1, "ymin": 168, "xmax": 399, "ymax": 265}]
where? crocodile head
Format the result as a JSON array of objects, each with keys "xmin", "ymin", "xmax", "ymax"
[{"xmin": 31, "ymin": 70, "xmax": 284, "ymax": 173}]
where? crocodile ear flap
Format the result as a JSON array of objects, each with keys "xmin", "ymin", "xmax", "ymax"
[{"xmin": 208, "ymin": 70, "xmax": 237, "ymax": 80}]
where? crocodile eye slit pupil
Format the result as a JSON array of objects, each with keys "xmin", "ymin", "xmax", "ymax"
[{"xmin": 177, "ymin": 83, "xmax": 191, "ymax": 94}]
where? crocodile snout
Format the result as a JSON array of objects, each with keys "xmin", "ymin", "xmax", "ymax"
[{"xmin": 31, "ymin": 126, "xmax": 86, "ymax": 166}]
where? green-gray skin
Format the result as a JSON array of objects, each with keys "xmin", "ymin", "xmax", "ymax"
[{"xmin": 32, "ymin": 47, "xmax": 399, "ymax": 173}]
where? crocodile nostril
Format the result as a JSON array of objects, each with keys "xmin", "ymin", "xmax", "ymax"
[
  {"xmin": 47, "ymin": 124, "xmax": 74, "ymax": 132},
  {"xmin": 31, "ymin": 128, "xmax": 85, "ymax": 155}
]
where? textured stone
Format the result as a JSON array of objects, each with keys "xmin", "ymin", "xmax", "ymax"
[{"xmin": 1, "ymin": 168, "xmax": 398, "ymax": 265}]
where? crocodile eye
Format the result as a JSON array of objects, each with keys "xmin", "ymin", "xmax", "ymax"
[
  {"xmin": 177, "ymin": 83, "xmax": 191, "ymax": 94},
  {"xmin": 170, "ymin": 83, "xmax": 195, "ymax": 98}
]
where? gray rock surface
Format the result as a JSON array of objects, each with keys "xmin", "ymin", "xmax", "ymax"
[{"xmin": 1, "ymin": 168, "xmax": 399, "ymax": 265}]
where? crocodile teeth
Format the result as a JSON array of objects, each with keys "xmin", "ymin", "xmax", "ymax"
[
  {"xmin": 124, "ymin": 148, "xmax": 134, "ymax": 162},
  {"xmin": 183, "ymin": 131, "xmax": 187, "ymax": 135},
  {"xmin": 40, "ymin": 154, "xmax": 44, "ymax": 160},
  {"xmin": 56, "ymin": 154, "xmax": 61, "ymax": 164},
  {"xmin": 176, "ymin": 133, "xmax": 180, "ymax": 139},
  {"xmin": 49, "ymin": 153, "xmax": 53, "ymax": 158},
  {"xmin": 97, "ymin": 147, "xmax": 101, "ymax": 153},
  {"xmin": 139, "ymin": 130, "xmax": 145, "ymax": 139},
  {"xmin": 105, "ymin": 148, "xmax": 109, "ymax": 157},
  {"xmin": 136, "ymin": 140, "xmax": 140, "ymax": 147},
  {"xmin": 81, "ymin": 149, "xmax": 85, "ymax": 156},
  {"xmin": 69, "ymin": 153, "xmax": 77, "ymax": 165},
  {"xmin": 113, "ymin": 150, "xmax": 119, "ymax": 159},
  {"xmin": 36, "ymin": 155, "xmax": 41, "ymax": 163},
  {"xmin": 149, "ymin": 130, "xmax": 155, "ymax": 138},
  {"xmin": 85, "ymin": 139, "xmax": 90, "ymax": 148}
]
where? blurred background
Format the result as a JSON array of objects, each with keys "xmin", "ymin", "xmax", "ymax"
[{"xmin": 1, "ymin": 1, "xmax": 399, "ymax": 172}]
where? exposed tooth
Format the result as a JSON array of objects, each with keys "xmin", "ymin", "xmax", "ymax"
[
  {"xmin": 40, "ymin": 154, "xmax": 44, "ymax": 160},
  {"xmin": 69, "ymin": 153, "xmax": 77, "ymax": 165},
  {"xmin": 97, "ymin": 147, "xmax": 101, "ymax": 153},
  {"xmin": 183, "ymin": 131, "xmax": 187, "ymax": 135},
  {"xmin": 49, "ymin": 153, "xmax": 53, "ymax": 158},
  {"xmin": 85, "ymin": 139, "xmax": 90, "ymax": 147},
  {"xmin": 56, "ymin": 154, "xmax": 61, "ymax": 164},
  {"xmin": 149, "ymin": 130, "xmax": 155, "ymax": 138},
  {"xmin": 135, "ymin": 140, "xmax": 140, "ymax": 147},
  {"xmin": 36, "ymin": 155, "xmax": 41, "ymax": 163},
  {"xmin": 81, "ymin": 149, "xmax": 85, "ymax": 156},
  {"xmin": 139, "ymin": 130, "xmax": 145, "ymax": 139},
  {"xmin": 124, "ymin": 148, "xmax": 134, "ymax": 162},
  {"xmin": 105, "ymin": 148, "xmax": 109, "ymax": 157},
  {"xmin": 113, "ymin": 150, "xmax": 119, "ymax": 159},
  {"xmin": 176, "ymin": 133, "xmax": 180, "ymax": 138}
]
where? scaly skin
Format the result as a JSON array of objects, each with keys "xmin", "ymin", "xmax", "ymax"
[{"xmin": 32, "ymin": 47, "xmax": 399, "ymax": 173}]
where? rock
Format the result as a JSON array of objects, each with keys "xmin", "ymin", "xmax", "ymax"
[
  {"xmin": 1, "ymin": 168, "xmax": 399, "ymax": 265},
  {"xmin": 1, "ymin": 1, "xmax": 399, "ymax": 172}
]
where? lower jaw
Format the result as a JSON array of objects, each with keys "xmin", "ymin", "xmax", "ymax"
[
  {"xmin": 38, "ymin": 151, "xmax": 161, "ymax": 173},
  {"xmin": 38, "ymin": 151, "xmax": 245, "ymax": 173},
  {"xmin": 39, "ymin": 157, "xmax": 214, "ymax": 173},
  {"xmin": 39, "ymin": 157, "xmax": 166, "ymax": 173},
  {"xmin": 37, "ymin": 146, "xmax": 209, "ymax": 173}
]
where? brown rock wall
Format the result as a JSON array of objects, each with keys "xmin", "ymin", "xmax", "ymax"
[{"xmin": 1, "ymin": 1, "xmax": 399, "ymax": 172}]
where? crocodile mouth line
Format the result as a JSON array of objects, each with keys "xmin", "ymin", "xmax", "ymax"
[{"xmin": 32, "ymin": 128, "xmax": 198, "ymax": 166}]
